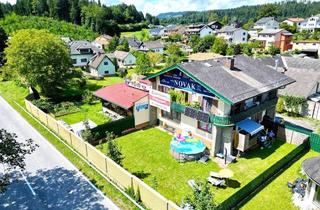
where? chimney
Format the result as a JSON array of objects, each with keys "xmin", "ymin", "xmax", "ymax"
[{"xmin": 223, "ymin": 56, "xmax": 235, "ymax": 70}]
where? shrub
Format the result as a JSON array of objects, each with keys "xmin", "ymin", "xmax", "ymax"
[
  {"xmin": 53, "ymin": 102, "xmax": 80, "ymax": 117},
  {"xmin": 182, "ymin": 180, "xmax": 217, "ymax": 210},
  {"xmin": 33, "ymin": 98, "xmax": 54, "ymax": 113},
  {"xmin": 283, "ymin": 95, "xmax": 307, "ymax": 116},
  {"xmin": 276, "ymin": 97, "xmax": 284, "ymax": 113},
  {"xmin": 82, "ymin": 89, "xmax": 95, "ymax": 104},
  {"xmin": 106, "ymin": 139, "xmax": 123, "ymax": 166}
]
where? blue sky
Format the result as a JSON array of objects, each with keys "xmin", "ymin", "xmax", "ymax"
[{"xmin": 1, "ymin": 0, "xmax": 282, "ymax": 15}]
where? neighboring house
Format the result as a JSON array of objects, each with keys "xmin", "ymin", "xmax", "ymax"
[
  {"xmin": 282, "ymin": 17, "xmax": 305, "ymax": 29},
  {"xmin": 161, "ymin": 25, "xmax": 179, "ymax": 39},
  {"xmin": 207, "ymin": 21, "xmax": 223, "ymax": 31},
  {"xmin": 149, "ymin": 28, "xmax": 164, "ymax": 37},
  {"xmin": 216, "ymin": 26, "xmax": 248, "ymax": 44},
  {"xmin": 140, "ymin": 40, "xmax": 164, "ymax": 54},
  {"xmin": 260, "ymin": 56, "xmax": 320, "ymax": 119},
  {"xmin": 301, "ymin": 157, "xmax": 320, "ymax": 210},
  {"xmin": 92, "ymin": 34, "xmax": 113, "ymax": 50},
  {"xmin": 69, "ymin": 41, "xmax": 103, "ymax": 67},
  {"xmin": 299, "ymin": 15, "xmax": 320, "ymax": 32},
  {"xmin": 254, "ymin": 17, "xmax": 279, "ymax": 30},
  {"xmin": 184, "ymin": 22, "xmax": 222, "ymax": 38},
  {"xmin": 146, "ymin": 55, "xmax": 294, "ymax": 156},
  {"xmin": 292, "ymin": 41, "xmax": 320, "ymax": 58},
  {"xmin": 125, "ymin": 37, "xmax": 143, "ymax": 51},
  {"xmin": 257, "ymin": 29, "xmax": 293, "ymax": 52},
  {"xmin": 107, "ymin": 50, "xmax": 136, "ymax": 68},
  {"xmin": 88, "ymin": 53, "xmax": 115, "ymax": 78}
]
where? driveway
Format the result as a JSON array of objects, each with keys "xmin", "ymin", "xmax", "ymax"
[{"xmin": 0, "ymin": 96, "xmax": 119, "ymax": 210}]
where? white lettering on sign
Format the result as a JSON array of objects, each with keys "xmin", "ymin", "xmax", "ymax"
[{"xmin": 149, "ymin": 89, "xmax": 171, "ymax": 112}]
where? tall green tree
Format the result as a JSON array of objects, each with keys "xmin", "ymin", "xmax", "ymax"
[
  {"xmin": 116, "ymin": 39, "xmax": 129, "ymax": 52},
  {"xmin": 211, "ymin": 38, "xmax": 228, "ymax": 55},
  {"xmin": 258, "ymin": 4, "xmax": 280, "ymax": 19},
  {"xmin": 55, "ymin": 0, "xmax": 70, "ymax": 21},
  {"xmin": 0, "ymin": 129, "xmax": 38, "ymax": 192},
  {"xmin": 4, "ymin": 29, "xmax": 74, "ymax": 100},
  {"xmin": 70, "ymin": 0, "xmax": 81, "ymax": 24},
  {"xmin": 107, "ymin": 139, "xmax": 123, "ymax": 166},
  {"xmin": 135, "ymin": 53, "xmax": 152, "ymax": 75}
]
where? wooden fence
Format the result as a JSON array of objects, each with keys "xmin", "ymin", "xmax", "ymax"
[{"xmin": 25, "ymin": 99, "xmax": 181, "ymax": 210}]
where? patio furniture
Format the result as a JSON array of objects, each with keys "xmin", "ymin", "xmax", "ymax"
[
  {"xmin": 207, "ymin": 177, "xmax": 225, "ymax": 187},
  {"xmin": 198, "ymin": 155, "xmax": 209, "ymax": 164},
  {"xmin": 226, "ymin": 155, "xmax": 236, "ymax": 163},
  {"xmin": 210, "ymin": 171, "xmax": 223, "ymax": 179},
  {"xmin": 188, "ymin": 179, "xmax": 201, "ymax": 191}
]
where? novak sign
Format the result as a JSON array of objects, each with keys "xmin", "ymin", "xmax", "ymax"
[
  {"xmin": 149, "ymin": 89, "xmax": 171, "ymax": 112},
  {"xmin": 159, "ymin": 69, "xmax": 215, "ymax": 97}
]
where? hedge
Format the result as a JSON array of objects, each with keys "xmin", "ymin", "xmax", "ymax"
[
  {"xmin": 91, "ymin": 116, "xmax": 135, "ymax": 140},
  {"xmin": 217, "ymin": 140, "xmax": 309, "ymax": 210}
]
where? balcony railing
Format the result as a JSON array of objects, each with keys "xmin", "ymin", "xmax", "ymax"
[
  {"xmin": 231, "ymin": 98, "xmax": 278, "ymax": 123},
  {"xmin": 171, "ymin": 102, "xmax": 233, "ymax": 127},
  {"xmin": 171, "ymin": 98, "xmax": 278, "ymax": 127}
]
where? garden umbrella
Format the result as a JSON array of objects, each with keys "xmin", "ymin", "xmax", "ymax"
[{"xmin": 219, "ymin": 168, "xmax": 234, "ymax": 179}]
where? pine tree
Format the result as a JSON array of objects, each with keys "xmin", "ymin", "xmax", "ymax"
[{"xmin": 107, "ymin": 140, "xmax": 123, "ymax": 166}]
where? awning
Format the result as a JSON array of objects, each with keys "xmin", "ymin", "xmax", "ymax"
[{"xmin": 236, "ymin": 119, "xmax": 264, "ymax": 135}]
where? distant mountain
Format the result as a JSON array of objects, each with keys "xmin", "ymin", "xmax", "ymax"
[{"xmin": 157, "ymin": 11, "xmax": 190, "ymax": 19}]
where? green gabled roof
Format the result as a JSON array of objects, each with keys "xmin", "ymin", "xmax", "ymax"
[{"xmin": 145, "ymin": 64, "xmax": 234, "ymax": 105}]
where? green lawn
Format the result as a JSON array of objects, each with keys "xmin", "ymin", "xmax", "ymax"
[
  {"xmin": 241, "ymin": 150, "xmax": 319, "ymax": 210},
  {"xmin": 0, "ymin": 80, "xmax": 137, "ymax": 209},
  {"xmin": 96, "ymin": 128, "xmax": 297, "ymax": 205},
  {"xmin": 85, "ymin": 77, "xmax": 124, "ymax": 91},
  {"xmin": 121, "ymin": 29, "xmax": 150, "ymax": 41},
  {"xmin": 57, "ymin": 77, "xmax": 124, "ymax": 125}
]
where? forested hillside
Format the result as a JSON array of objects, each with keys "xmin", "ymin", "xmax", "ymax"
[
  {"xmin": 160, "ymin": 1, "xmax": 320, "ymax": 25},
  {"xmin": 0, "ymin": 14, "xmax": 97, "ymax": 40},
  {"xmin": 0, "ymin": 0, "xmax": 159, "ymax": 36}
]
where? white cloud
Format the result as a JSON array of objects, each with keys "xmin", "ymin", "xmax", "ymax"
[{"xmin": 0, "ymin": 0, "xmax": 16, "ymax": 4}]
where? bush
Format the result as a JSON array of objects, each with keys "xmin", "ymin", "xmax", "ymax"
[
  {"xmin": 283, "ymin": 95, "xmax": 307, "ymax": 116},
  {"xmin": 106, "ymin": 140, "xmax": 123, "ymax": 166},
  {"xmin": 82, "ymin": 89, "xmax": 95, "ymax": 104},
  {"xmin": 33, "ymin": 98, "xmax": 53, "ymax": 113},
  {"xmin": 276, "ymin": 97, "xmax": 284, "ymax": 113},
  {"xmin": 52, "ymin": 102, "xmax": 81, "ymax": 117}
]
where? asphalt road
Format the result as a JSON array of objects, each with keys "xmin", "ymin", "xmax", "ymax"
[{"xmin": 0, "ymin": 96, "xmax": 119, "ymax": 210}]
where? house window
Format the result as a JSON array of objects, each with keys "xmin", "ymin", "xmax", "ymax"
[
  {"xmin": 104, "ymin": 61, "xmax": 108, "ymax": 65},
  {"xmin": 81, "ymin": 58, "xmax": 87, "ymax": 63},
  {"xmin": 202, "ymin": 96, "xmax": 213, "ymax": 113},
  {"xmin": 104, "ymin": 71, "xmax": 109, "ymax": 74},
  {"xmin": 72, "ymin": 59, "xmax": 77, "ymax": 64},
  {"xmin": 242, "ymin": 38, "xmax": 246, "ymax": 41},
  {"xmin": 243, "ymin": 32, "xmax": 246, "ymax": 35},
  {"xmin": 198, "ymin": 121, "xmax": 212, "ymax": 133}
]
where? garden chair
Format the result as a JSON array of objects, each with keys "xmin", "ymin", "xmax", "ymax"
[
  {"xmin": 207, "ymin": 177, "xmax": 225, "ymax": 187},
  {"xmin": 198, "ymin": 155, "xmax": 209, "ymax": 164},
  {"xmin": 209, "ymin": 171, "xmax": 223, "ymax": 179}
]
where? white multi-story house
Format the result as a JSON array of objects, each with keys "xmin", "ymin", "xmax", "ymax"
[
  {"xmin": 292, "ymin": 41, "xmax": 320, "ymax": 58},
  {"xmin": 184, "ymin": 22, "xmax": 222, "ymax": 38},
  {"xmin": 69, "ymin": 41, "xmax": 104, "ymax": 67},
  {"xmin": 257, "ymin": 29, "xmax": 293, "ymax": 51},
  {"xmin": 299, "ymin": 15, "xmax": 320, "ymax": 32},
  {"xmin": 253, "ymin": 17, "xmax": 279, "ymax": 30},
  {"xmin": 282, "ymin": 18, "xmax": 305, "ymax": 28},
  {"xmin": 107, "ymin": 50, "xmax": 136, "ymax": 68},
  {"xmin": 216, "ymin": 26, "xmax": 248, "ymax": 44}
]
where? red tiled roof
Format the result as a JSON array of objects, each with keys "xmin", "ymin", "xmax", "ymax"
[{"xmin": 94, "ymin": 83, "xmax": 149, "ymax": 109}]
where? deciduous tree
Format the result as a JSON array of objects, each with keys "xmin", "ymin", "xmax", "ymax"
[
  {"xmin": 4, "ymin": 29, "xmax": 75, "ymax": 100},
  {"xmin": 0, "ymin": 129, "xmax": 38, "ymax": 192}
]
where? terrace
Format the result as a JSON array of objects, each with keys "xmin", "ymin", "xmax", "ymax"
[{"xmin": 96, "ymin": 128, "xmax": 297, "ymax": 205}]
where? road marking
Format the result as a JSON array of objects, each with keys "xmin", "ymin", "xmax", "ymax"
[{"xmin": 19, "ymin": 170, "xmax": 36, "ymax": 196}]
